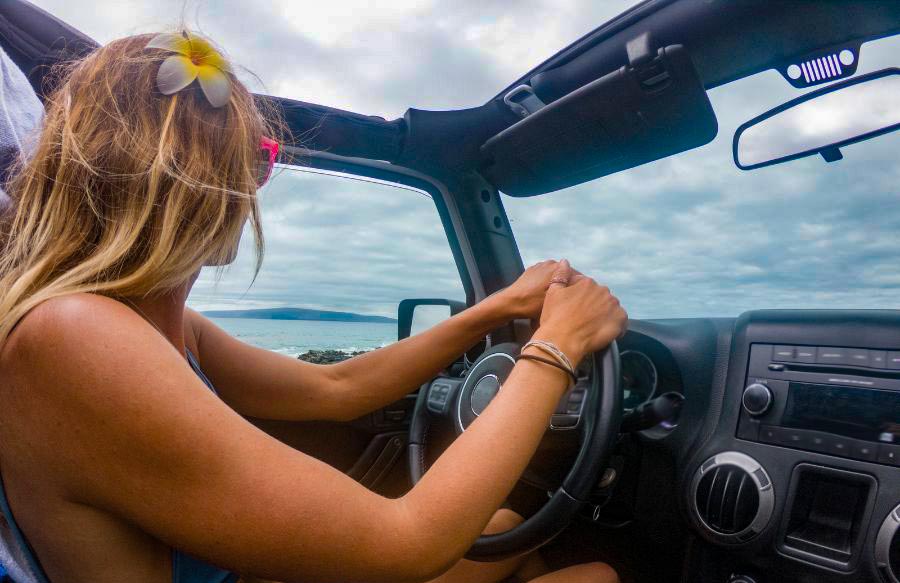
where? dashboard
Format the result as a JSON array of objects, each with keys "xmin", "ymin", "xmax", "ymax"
[
  {"xmin": 620, "ymin": 350, "xmax": 659, "ymax": 411},
  {"xmin": 611, "ymin": 310, "xmax": 900, "ymax": 583}
]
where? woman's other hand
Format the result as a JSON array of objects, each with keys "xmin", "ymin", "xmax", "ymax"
[
  {"xmin": 488, "ymin": 260, "xmax": 562, "ymax": 320},
  {"xmin": 532, "ymin": 259, "xmax": 628, "ymax": 364}
]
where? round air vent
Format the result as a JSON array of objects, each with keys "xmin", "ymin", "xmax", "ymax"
[
  {"xmin": 690, "ymin": 451, "xmax": 774, "ymax": 544},
  {"xmin": 875, "ymin": 504, "xmax": 900, "ymax": 583}
]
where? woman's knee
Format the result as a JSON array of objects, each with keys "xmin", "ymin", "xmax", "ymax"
[
  {"xmin": 530, "ymin": 561, "xmax": 618, "ymax": 583},
  {"xmin": 570, "ymin": 562, "xmax": 619, "ymax": 583},
  {"xmin": 483, "ymin": 508, "xmax": 524, "ymax": 535}
]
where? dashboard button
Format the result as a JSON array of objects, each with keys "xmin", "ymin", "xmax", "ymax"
[
  {"xmin": 870, "ymin": 350, "xmax": 888, "ymax": 368},
  {"xmin": 829, "ymin": 437, "xmax": 852, "ymax": 457},
  {"xmin": 887, "ymin": 351, "xmax": 900, "ymax": 370},
  {"xmin": 878, "ymin": 444, "xmax": 900, "ymax": 466},
  {"xmin": 773, "ymin": 345, "xmax": 795, "ymax": 362},
  {"xmin": 795, "ymin": 347, "xmax": 816, "ymax": 363},
  {"xmin": 846, "ymin": 349, "xmax": 870, "ymax": 367},
  {"xmin": 806, "ymin": 432, "xmax": 830, "ymax": 454},
  {"xmin": 817, "ymin": 347, "xmax": 849, "ymax": 365},
  {"xmin": 759, "ymin": 426, "xmax": 781, "ymax": 444},
  {"xmin": 742, "ymin": 383, "xmax": 773, "ymax": 416},
  {"xmin": 779, "ymin": 429, "xmax": 807, "ymax": 448},
  {"xmin": 851, "ymin": 442, "xmax": 878, "ymax": 461}
]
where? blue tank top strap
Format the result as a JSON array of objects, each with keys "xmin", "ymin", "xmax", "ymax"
[
  {"xmin": 0, "ymin": 472, "xmax": 51, "ymax": 583},
  {"xmin": 186, "ymin": 349, "xmax": 218, "ymax": 394},
  {"xmin": 172, "ymin": 552, "xmax": 239, "ymax": 583},
  {"xmin": 0, "ymin": 349, "xmax": 238, "ymax": 583}
]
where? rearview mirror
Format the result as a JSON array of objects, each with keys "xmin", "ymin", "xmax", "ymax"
[
  {"xmin": 398, "ymin": 299, "xmax": 466, "ymax": 340},
  {"xmin": 734, "ymin": 68, "xmax": 900, "ymax": 170}
]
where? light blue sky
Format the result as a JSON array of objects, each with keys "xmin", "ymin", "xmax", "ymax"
[{"xmin": 32, "ymin": 1, "xmax": 900, "ymax": 318}]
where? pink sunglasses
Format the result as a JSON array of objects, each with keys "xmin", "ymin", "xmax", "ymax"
[{"xmin": 258, "ymin": 136, "xmax": 280, "ymax": 187}]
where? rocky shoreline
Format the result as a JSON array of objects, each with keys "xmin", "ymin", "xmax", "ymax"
[{"xmin": 296, "ymin": 349, "xmax": 369, "ymax": 364}]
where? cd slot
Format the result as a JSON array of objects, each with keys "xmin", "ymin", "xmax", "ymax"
[{"xmin": 777, "ymin": 363, "xmax": 900, "ymax": 380}]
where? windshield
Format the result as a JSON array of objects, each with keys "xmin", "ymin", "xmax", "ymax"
[{"xmin": 504, "ymin": 35, "xmax": 900, "ymax": 319}]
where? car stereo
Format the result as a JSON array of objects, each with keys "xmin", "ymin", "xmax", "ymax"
[{"xmin": 737, "ymin": 344, "xmax": 900, "ymax": 467}]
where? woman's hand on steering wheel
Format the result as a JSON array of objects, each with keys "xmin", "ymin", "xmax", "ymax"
[
  {"xmin": 487, "ymin": 259, "xmax": 566, "ymax": 320},
  {"xmin": 532, "ymin": 259, "xmax": 629, "ymax": 365}
]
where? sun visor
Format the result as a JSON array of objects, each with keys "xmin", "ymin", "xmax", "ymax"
[{"xmin": 480, "ymin": 44, "xmax": 717, "ymax": 197}]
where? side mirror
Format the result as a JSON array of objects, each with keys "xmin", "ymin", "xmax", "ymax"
[
  {"xmin": 734, "ymin": 67, "xmax": 900, "ymax": 170},
  {"xmin": 398, "ymin": 299, "xmax": 466, "ymax": 340}
]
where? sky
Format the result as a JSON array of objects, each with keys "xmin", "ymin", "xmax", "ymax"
[{"xmin": 30, "ymin": 0, "xmax": 900, "ymax": 319}]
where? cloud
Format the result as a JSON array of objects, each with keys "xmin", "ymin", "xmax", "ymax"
[
  {"xmin": 188, "ymin": 167, "xmax": 466, "ymax": 317},
  {"xmin": 30, "ymin": 1, "xmax": 900, "ymax": 320}
]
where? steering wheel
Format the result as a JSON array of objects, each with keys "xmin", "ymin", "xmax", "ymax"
[{"xmin": 408, "ymin": 341, "xmax": 621, "ymax": 562}]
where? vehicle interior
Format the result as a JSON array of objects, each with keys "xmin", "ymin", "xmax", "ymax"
[{"xmin": 2, "ymin": 1, "xmax": 900, "ymax": 582}]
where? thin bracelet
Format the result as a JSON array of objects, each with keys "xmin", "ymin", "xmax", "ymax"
[
  {"xmin": 530, "ymin": 340, "xmax": 575, "ymax": 372},
  {"xmin": 517, "ymin": 354, "xmax": 578, "ymax": 386},
  {"xmin": 522, "ymin": 340, "xmax": 575, "ymax": 373},
  {"xmin": 521, "ymin": 344, "xmax": 577, "ymax": 385}
]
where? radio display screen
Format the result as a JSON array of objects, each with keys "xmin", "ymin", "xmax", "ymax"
[{"xmin": 784, "ymin": 383, "xmax": 900, "ymax": 442}]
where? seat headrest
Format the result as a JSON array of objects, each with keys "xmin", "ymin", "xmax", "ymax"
[{"xmin": 0, "ymin": 43, "xmax": 43, "ymax": 223}]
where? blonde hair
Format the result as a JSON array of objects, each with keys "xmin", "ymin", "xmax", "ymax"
[{"xmin": 0, "ymin": 33, "xmax": 280, "ymax": 345}]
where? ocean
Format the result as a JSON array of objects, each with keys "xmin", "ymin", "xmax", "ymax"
[{"xmin": 209, "ymin": 317, "xmax": 397, "ymax": 356}]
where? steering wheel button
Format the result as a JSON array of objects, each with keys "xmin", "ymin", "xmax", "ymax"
[{"xmin": 550, "ymin": 414, "xmax": 578, "ymax": 428}]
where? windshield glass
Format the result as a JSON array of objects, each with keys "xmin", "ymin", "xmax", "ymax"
[{"xmin": 504, "ymin": 36, "xmax": 900, "ymax": 319}]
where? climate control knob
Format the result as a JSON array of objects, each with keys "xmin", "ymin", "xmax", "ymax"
[{"xmin": 742, "ymin": 383, "xmax": 772, "ymax": 416}]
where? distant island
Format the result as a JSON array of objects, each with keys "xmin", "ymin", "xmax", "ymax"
[{"xmin": 201, "ymin": 307, "xmax": 397, "ymax": 324}]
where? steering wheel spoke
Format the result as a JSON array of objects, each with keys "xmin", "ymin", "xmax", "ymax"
[{"xmin": 424, "ymin": 377, "xmax": 463, "ymax": 418}]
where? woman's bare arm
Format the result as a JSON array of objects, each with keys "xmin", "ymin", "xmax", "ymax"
[
  {"xmin": 189, "ymin": 261, "xmax": 561, "ymax": 422},
  {"xmin": 1, "ymin": 267, "xmax": 624, "ymax": 583}
]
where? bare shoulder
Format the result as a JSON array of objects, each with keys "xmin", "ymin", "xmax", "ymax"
[
  {"xmin": 2, "ymin": 293, "xmax": 141, "ymax": 368},
  {"xmin": 0, "ymin": 294, "xmax": 185, "ymax": 413}
]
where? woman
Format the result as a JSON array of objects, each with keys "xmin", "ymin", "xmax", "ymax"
[{"xmin": 0, "ymin": 33, "xmax": 627, "ymax": 583}]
